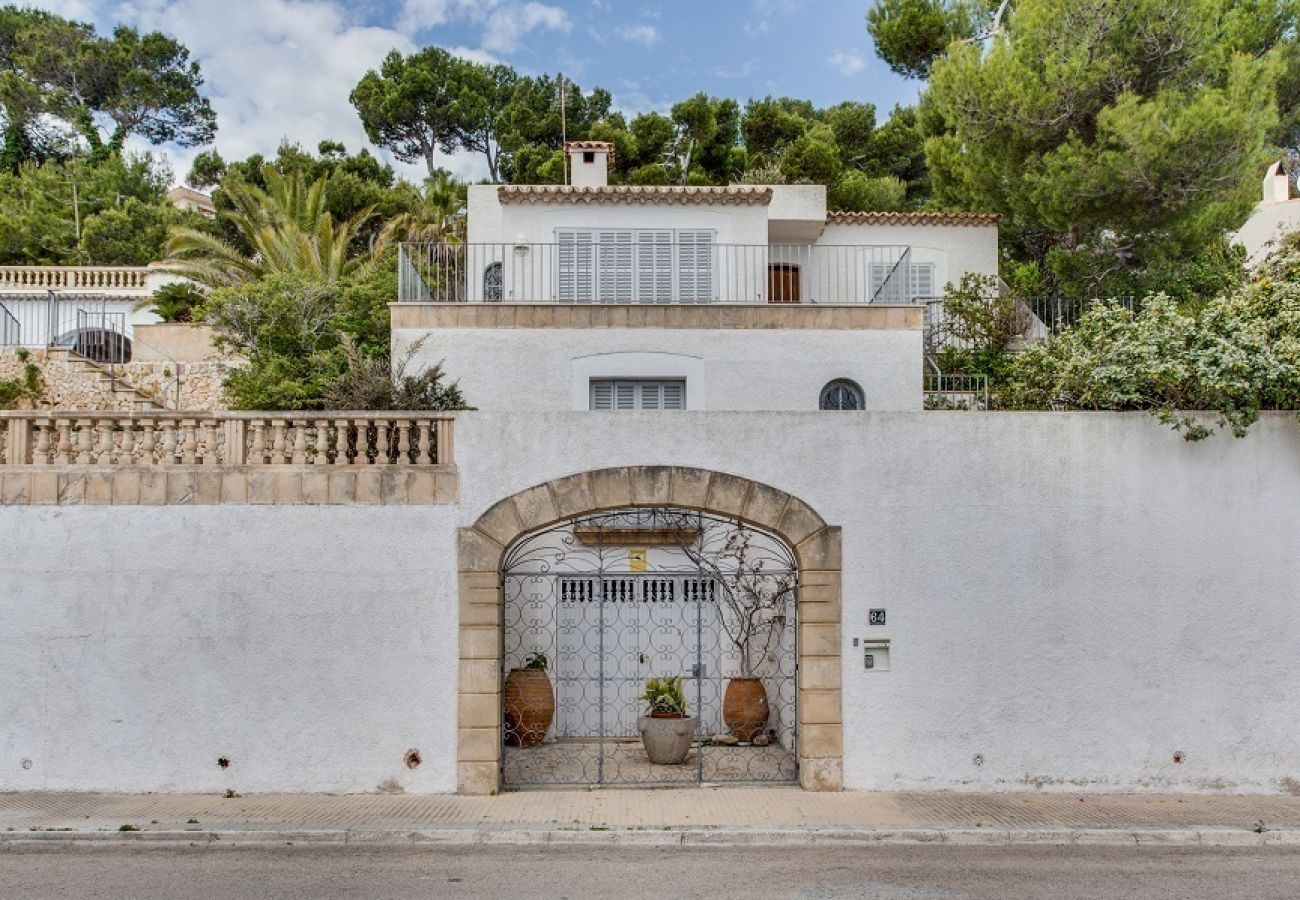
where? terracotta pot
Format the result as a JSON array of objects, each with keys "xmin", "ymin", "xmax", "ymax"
[
  {"xmin": 503, "ymin": 667, "xmax": 555, "ymax": 748},
  {"xmin": 638, "ymin": 714, "xmax": 698, "ymax": 765},
  {"xmin": 723, "ymin": 677, "xmax": 769, "ymax": 742}
]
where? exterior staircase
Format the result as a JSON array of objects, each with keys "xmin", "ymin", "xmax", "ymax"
[{"xmin": 45, "ymin": 348, "xmax": 168, "ymax": 412}]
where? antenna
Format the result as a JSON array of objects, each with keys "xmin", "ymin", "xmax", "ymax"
[{"xmin": 553, "ymin": 73, "xmax": 571, "ymax": 184}]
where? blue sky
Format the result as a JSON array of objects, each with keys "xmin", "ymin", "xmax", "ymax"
[{"xmin": 34, "ymin": 0, "xmax": 917, "ymax": 183}]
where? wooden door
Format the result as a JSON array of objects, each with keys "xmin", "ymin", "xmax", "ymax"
[{"xmin": 768, "ymin": 264, "xmax": 800, "ymax": 303}]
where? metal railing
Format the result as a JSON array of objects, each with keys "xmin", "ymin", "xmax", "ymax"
[
  {"xmin": 0, "ymin": 265, "xmax": 151, "ymax": 293},
  {"xmin": 0, "ymin": 292, "xmax": 136, "ymax": 363},
  {"xmin": 1, "ymin": 412, "xmax": 456, "ymax": 468},
  {"xmin": 923, "ymin": 374, "xmax": 989, "ymax": 410},
  {"xmin": 397, "ymin": 242, "xmax": 921, "ymax": 304},
  {"xmin": 923, "ymin": 295, "xmax": 1139, "ymax": 353},
  {"xmin": 1024, "ymin": 295, "xmax": 1136, "ymax": 332},
  {"xmin": 0, "ymin": 301, "xmax": 17, "ymax": 344}
]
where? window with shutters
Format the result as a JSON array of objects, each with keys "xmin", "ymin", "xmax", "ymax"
[
  {"xmin": 869, "ymin": 262, "xmax": 935, "ymax": 303},
  {"xmin": 589, "ymin": 379, "xmax": 687, "ymax": 410},
  {"xmin": 556, "ymin": 229, "xmax": 714, "ymax": 303}
]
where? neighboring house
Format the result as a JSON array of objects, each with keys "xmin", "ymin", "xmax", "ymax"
[
  {"xmin": 1233, "ymin": 160, "xmax": 1300, "ymax": 263},
  {"xmin": 393, "ymin": 141, "xmax": 999, "ymax": 413},
  {"xmin": 167, "ymin": 185, "xmax": 217, "ymax": 218}
]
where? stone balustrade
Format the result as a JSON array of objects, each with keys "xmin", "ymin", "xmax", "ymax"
[
  {"xmin": 0, "ymin": 412, "xmax": 457, "ymax": 505},
  {"xmin": 0, "ymin": 265, "xmax": 152, "ymax": 292}
]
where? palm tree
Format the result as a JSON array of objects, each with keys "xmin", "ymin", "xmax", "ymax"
[
  {"xmin": 163, "ymin": 166, "xmax": 379, "ymax": 289},
  {"xmin": 380, "ymin": 170, "xmax": 467, "ymax": 245}
]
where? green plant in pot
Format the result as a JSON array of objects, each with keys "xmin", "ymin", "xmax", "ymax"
[
  {"xmin": 637, "ymin": 676, "xmax": 698, "ymax": 765},
  {"xmin": 503, "ymin": 652, "xmax": 555, "ymax": 747}
]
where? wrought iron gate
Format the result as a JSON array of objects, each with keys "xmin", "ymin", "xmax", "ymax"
[{"xmin": 501, "ymin": 507, "xmax": 799, "ymax": 787}]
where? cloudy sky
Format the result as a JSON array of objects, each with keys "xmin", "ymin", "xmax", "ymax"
[{"xmin": 32, "ymin": 0, "xmax": 916, "ymax": 184}]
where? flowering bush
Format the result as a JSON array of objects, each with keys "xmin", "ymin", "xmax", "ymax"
[{"xmin": 1002, "ymin": 239, "xmax": 1300, "ymax": 440}]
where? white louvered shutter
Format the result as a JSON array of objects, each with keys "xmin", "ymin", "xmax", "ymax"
[
  {"xmin": 637, "ymin": 231, "xmax": 674, "ymax": 303},
  {"xmin": 615, "ymin": 382, "xmax": 637, "ymax": 410},
  {"xmin": 590, "ymin": 380, "xmax": 614, "ymax": 410},
  {"xmin": 661, "ymin": 381, "xmax": 685, "ymax": 409},
  {"xmin": 871, "ymin": 262, "xmax": 909, "ymax": 303},
  {"xmin": 677, "ymin": 230, "xmax": 715, "ymax": 303},
  {"xmin": 641, "ymin": 381, "xmax": 661, "ymax": 408},
  {"xmin": 557, "ymin": 230, "xmax": 595, "ymax": 302},
  {"xmin": 589, "ymin": 379, "xmax": 687, "ymax": 410},
  {"xmin": 909, "ymin": 263, "xmax": 935, "ymax": 300},
  {"xmin": 596, "ymin": 231, "xmax": 634, "ymax": 303}
]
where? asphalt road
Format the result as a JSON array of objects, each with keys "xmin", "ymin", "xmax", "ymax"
[{"xmin": 2, "ymin": 844, "xmax": 1298, "ymax": 899}]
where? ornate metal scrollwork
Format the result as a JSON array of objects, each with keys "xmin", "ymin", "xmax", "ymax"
[{"xmin": 502, "ymin": 507, "xmax": 799, "ymax": 787}]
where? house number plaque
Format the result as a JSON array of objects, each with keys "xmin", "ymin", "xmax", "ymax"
[{"xmin": 868, "ymin": 609, "xmax": 886, "ymax": 626}]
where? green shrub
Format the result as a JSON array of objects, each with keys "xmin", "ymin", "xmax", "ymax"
[{"xmin": 0, "ymin": 350, "xmax": 43, "ymax": 409}]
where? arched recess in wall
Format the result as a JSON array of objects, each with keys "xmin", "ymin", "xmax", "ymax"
[{"xmin": 455, "ymin": 466, "xmax": 844, "ymax": 796}]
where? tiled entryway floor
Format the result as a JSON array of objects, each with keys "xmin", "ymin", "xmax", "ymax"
[{"xmin": 502, "ymin": 738, "xmax": 798, "ymax": 787}]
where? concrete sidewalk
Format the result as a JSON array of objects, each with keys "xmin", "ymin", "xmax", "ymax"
[{"xmin": 3, "ymin": 788, "xmax": 1300, "ymax": 848}]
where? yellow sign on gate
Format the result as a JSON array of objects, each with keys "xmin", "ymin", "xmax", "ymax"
[{"xmin": 628, "ymin": 547, "xmax": 648, "ymax": 572}]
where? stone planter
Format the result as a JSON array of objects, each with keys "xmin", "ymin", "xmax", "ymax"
[
  {"xmin": 637, "ymin": 713, "xmax": 698, "ymax": 765},
  {"xmin": 723, "ymin": 677, "xmax": 769, "ymax": 742},
  {"xmin": 503, "ymin": 668, "xmax": 555, "ymax": 747}
]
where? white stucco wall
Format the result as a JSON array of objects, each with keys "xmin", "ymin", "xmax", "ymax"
[
  {"xmin": 467, "ymin": 186, "xmax": 770, "ymax": 248},
  {"xmin": 819, "ymin": 222, "xmax": 1000, "ymax": 295},
  {"xmin": 0, "ymin": 506, "xmax": 461, "ymax": 794},
  {"xmin": 452, "ymin": 411, "xmax": 1300, "ymax": 794},
  {"xmin": 1232, "ymin": 200, "xmax": 1300, "ymax": 263},
  {"xmin": 396, "ymin": 327, "xmax": 922, "ymax": 412},
  {"xmin": 3, "ymin": 412, "xmax": 1298, "ymax": 795}
]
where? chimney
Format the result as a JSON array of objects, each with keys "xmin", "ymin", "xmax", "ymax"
[
  {"xmin": 1263, "ymin": 160, "xmax": 1291, "ymax": 204},
  {"xmin": 566, "ymin": 141, "xmax": 613, "ymax": 187}
]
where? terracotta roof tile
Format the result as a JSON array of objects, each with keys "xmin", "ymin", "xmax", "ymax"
[
  {"xmin": 498, "ymin": 185, "xmax": 774, "ymax": 206},
  {"xmin": 564, "ymin": 141, "xmax": 616, "ymax": 163},
  {"xmin": 827, "ymin": 210, "xmax": 1001, "ymax": 226}
]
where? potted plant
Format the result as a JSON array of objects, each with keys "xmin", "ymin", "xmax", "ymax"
[
  {"xmin": 678, "ymin": 525, "xmax": 796, "ymax": 743},
  {"xmin": 637, "ymin": 676, "xmax": 698, "ymax": 765},
  {"xmin": 503, "ymin": 652, "xmax": 555, "ymax": 747}
]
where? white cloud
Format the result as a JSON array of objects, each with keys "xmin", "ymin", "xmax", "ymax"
[
  {"xmin": 30, "ymin": 0, "xmax": 97, "ymax": 18},
  {"xmin": 482, "ymin": 2, "xmax": 571, "ymax": 53},
  {"xmin": 617, "ymin": 24, "xmax": 660, "ymax": 46},
  {"xmin": 34, "ymin": 0, "xmax": 493, "ymax": 184},
  {"xmin": 743, "ymin": 0, "xmax": 802, "ymax": 37},
  {"xmin": 446, "ymin": 45, "xmax": 507, "ymax": 66},
  {"xmin": 828, "ymin": 51, "xmax": 866, "ymax": 76},
  {"xmin": 396, "ymin": 0, "xmax": 568, "ymax": 54},
  {"xmin": 398, "ymin": 0, "xmax": 521, "ymax": 33}
]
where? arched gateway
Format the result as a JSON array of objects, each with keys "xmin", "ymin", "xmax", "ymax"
[{"xmin": 456, "ymin": 467, "xmax": 844, "ymax": 794}]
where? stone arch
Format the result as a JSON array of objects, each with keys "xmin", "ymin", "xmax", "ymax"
[{"xmin": 456, "ymin": 466, "xmax": 843, "ymax": 795}]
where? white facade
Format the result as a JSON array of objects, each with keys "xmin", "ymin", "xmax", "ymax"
[
  {"xmin": 401, "ymin": 148, "xmax": 999, "ymax": 413},
  {"xmin": 3, "ymin": 412, "xmax": 1299, "ymax": 794},
  {"xmin": 396, "ymin": 326, "xmax": 921, "ymax": 412}
]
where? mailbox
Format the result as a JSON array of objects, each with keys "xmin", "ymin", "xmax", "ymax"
[{"xmin": 862, "ymin": 638, "xmax": 891, "ymax": 671}]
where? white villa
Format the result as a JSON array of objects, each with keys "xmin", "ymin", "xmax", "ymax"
[
  {"xmin": 1, "ymin": 144, "xmax": 1297, "ymax": 801},
  {"xmin": 394, "ymin": 141, "xmax": 999, "ymax": 413}
]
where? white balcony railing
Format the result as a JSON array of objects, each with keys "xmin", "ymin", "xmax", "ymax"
[
  {"xmin": 1, "ymin": 412, "xmax": 456, "ymax": 468},
  {"xmin": 398, "ymin": 242, "xmax": 921, "ymax": 305},
  {"xmin": 0, "ymin": 266, "xmax": 151, "ymax": 293}
]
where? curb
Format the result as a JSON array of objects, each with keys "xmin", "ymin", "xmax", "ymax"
[{"xmin": 4, "ymin": 827, "xmax": 1300, "ymax": 849}]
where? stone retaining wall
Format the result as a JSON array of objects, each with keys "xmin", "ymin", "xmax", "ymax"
[
  {"xmin": 0, "ymin": 349, "xmax": 129, "ymax": 410},
  {"xmin": 0, "ymin": 349, "xmax": 229, "ymax": 411}
]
